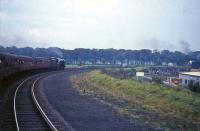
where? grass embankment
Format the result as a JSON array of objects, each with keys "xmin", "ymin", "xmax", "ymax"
[{"xmin": 70, "ymin": 70, "xmax": 200, "ymax": 129}]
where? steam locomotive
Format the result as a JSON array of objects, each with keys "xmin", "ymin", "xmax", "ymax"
[{"xmin": 0, "ymin": 52, "xmax": 65, "ymax": 80}]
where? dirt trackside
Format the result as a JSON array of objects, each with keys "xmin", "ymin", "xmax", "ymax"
[{"xmin": 38, "ymin": 69, "xmax": 154, "ymax": 131}]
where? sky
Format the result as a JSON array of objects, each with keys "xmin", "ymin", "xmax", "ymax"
[{"xmin": 0, "ymin": 0, "xmax": 200, "ymax": 51}]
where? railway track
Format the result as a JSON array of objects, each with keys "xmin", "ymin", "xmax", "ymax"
[{"xmin": 13, "ymin": 74, "xmax": 58, "ymax": 131}]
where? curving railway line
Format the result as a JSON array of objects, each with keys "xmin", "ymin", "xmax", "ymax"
[
  {"xmin": 0, "ymin": 68, "xmax": 152, "ymax": 130},
  {"xmin": 13, "ymin": 73, "xmax": 59, "ymax": 131}
]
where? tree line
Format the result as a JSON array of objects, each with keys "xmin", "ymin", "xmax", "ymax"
[{"xmin": 0, "ymin": 46, "xmax": 200, "ymax": 66}]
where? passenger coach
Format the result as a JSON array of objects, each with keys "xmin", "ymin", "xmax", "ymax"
[{"xmin": 0, "ymin": 52, "xmax": 65, "ymax": 80}]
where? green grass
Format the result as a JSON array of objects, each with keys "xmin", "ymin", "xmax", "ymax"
[
  {"xmin": 134, "ymin": 66, "xmax": 147, "ymax": 71},
  {"xmin": 72, "ymin": 71, "xmax": 200, "ymax": 122}
]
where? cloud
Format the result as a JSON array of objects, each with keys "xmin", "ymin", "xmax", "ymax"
[
  {"xmin": 0, "ymin": 12, "xmax": 10, "ymax": 21},
  {"xmin": 0, "ymin": 34, "xmax": 27, "ymax": 47},
  {"xmin": 71, "ymin": 0, "xmax": 118, "ymax": 17},
  {"xmin": 0, "ymin": 33, "xmax": 52, "ymax": 48},
  {"xmin": 27, "ymin": 28, "xmax": 41, "ymax": 39},
  {"xmin": 0, "ymin": 0, "xmax": 200, "ymax": 51},
  {"xmin": 138, "ymin": 38, "xmax": 175, "ymax": 50},
  {"xmin": 0, "ymin": 28, "xmax": 46, "ymax": 47}
]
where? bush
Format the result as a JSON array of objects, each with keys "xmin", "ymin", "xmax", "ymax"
[
  {"xmin": 194, "ymin": 82, "xmax": 200, "ymax": 92},
  {"xmin": 188, "ymin": 81, "xmax": 200, "ymax": 92},
  {"xmin": 152, "ymin": 76, "xmax": 162, "ymax": 84}
]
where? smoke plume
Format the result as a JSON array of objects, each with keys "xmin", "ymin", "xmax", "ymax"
[
  {"xmin": 179, "ymin": 40, "xmax": 191, "ymax": 54},
  {"xmin": 48, "ymin": 47, "xmax": 63, "ymax": 58}
]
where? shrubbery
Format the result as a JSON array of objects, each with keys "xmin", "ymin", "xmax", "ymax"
[
  {"xmin": 188, "ymin": 81, "xmax": 200, "ymax": 92},
  {"xmin": 152, "ymin": 76, "xmax": 162, "ymax": 84},
  {"xmin": 101, "ymin": 68, "xmax": 136, "ymax": 79}
]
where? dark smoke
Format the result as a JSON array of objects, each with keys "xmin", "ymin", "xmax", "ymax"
[
  {"xmin": 48, "ymin": 47, "xmax": 63, "ymax": 58},
  {"xmin": 179, "ymin": 40, "xmax": 191, "ymax": 54}
]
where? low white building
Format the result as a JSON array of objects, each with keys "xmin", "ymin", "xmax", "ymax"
[{"xmin": 179, "ymin": 72, "xmax": 200, "ymax": 87}]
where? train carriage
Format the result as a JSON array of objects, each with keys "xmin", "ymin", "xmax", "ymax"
[{"xmin": 0, "ymin": 52, "xmax": 65, "ymax": 80}]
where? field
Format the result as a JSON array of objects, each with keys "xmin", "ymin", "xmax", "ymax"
[{"xmin": 70, "ymin": 70, "xmax": 200, "ymax": 130}]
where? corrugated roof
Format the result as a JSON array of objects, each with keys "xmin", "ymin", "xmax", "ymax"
[{"xmin": 179, "ymin": 72, "xmax": 200, "ymax": 77}]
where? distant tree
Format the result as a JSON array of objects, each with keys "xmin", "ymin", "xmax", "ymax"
[
  {"xmin": 0, "ymin": 45, "xmax": 5, "ymax": 52},
  {"xmin": 1, "ymin": 46, "xmax": 200, "ymax": 66}
]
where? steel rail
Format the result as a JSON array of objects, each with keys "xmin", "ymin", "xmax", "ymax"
[
  {"xmin": 31, "ymin": 77, "xmax": 58, "ymax": 131},
  {"xmin": 13, "ymin": 73, "xmax": 58, "ymax": 131},
  {"xmin": 13, "ymin": 77, "xmax": 32, "ymax": 131}
]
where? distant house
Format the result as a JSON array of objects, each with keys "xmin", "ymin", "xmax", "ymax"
[{"xmin": 179, "ymin": 72, "xmax": 200, "ymax": 87}]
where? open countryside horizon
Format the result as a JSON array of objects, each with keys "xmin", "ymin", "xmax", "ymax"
[
  {"xmin": 0, "ymin": 44, "xmax": 198, "ymax": 54},
  {"xmin": 1, "ymin": 0, "xmax": 200, "ymax": 52}
]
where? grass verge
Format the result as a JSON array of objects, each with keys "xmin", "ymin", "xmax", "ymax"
[{"xmin": 70, "ymin": 70, "xmax": 200, "ymax": 130}]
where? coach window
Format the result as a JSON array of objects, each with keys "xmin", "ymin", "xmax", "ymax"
[{"xmin": 0, "ymin": 59, "xmax": 2, "ymax": 64}]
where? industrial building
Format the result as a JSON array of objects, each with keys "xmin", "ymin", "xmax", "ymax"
[{"xmin": 179, "ymin": 72, "xmax": 200, "ymax": 87}]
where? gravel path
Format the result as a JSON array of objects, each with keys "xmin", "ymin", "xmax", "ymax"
[{"xmin": 38, "ymin": 69, "xmax": 154, "ymax": 131}]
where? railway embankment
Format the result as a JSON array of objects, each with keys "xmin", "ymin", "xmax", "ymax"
[
  {"xmin": 70, "ymin": 70, "xmax": 200, "ymax": 130},
  {"xmin": 0, "ymin": 68, "xmax": 55, "ymax": 95}
]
